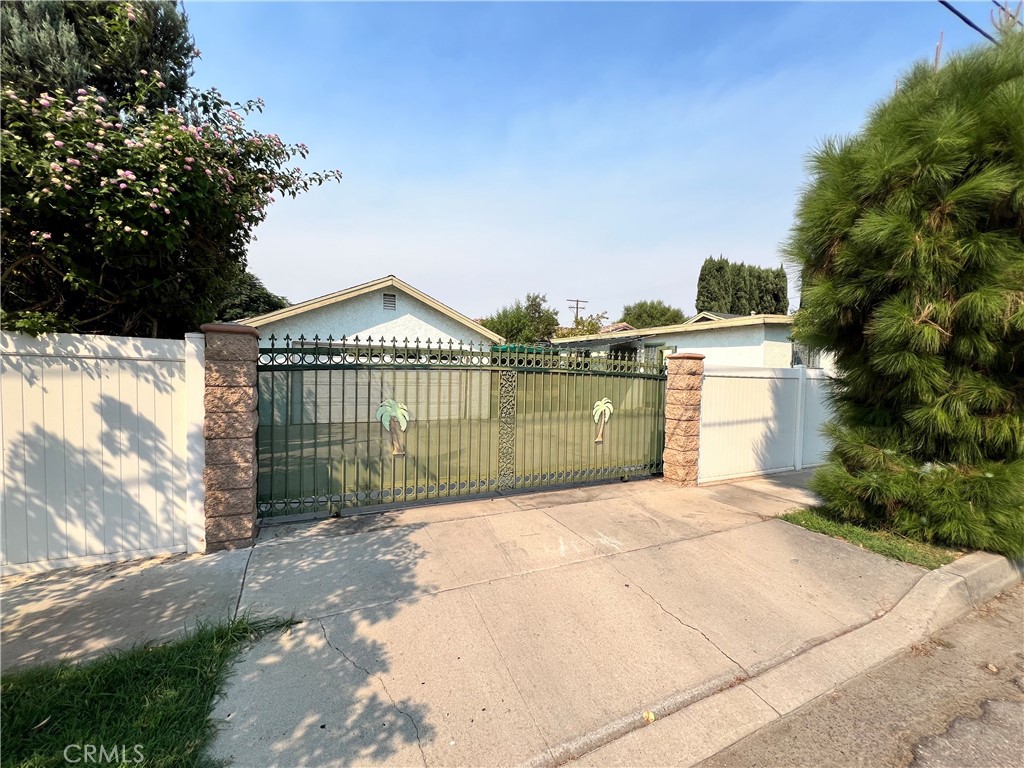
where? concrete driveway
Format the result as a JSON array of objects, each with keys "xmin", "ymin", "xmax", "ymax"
[{"xmin": 204, "ymin": 471, "xmax": 926, "ymax": 768}]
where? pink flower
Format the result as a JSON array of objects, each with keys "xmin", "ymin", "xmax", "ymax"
[
  {"xmin": 119, "ymin": 183, "xmax": 127, "ymax": 189},
  {"xmin": 140, "ymin": 230, "xmax": 148, "ymax": 236},
  {"xmin": 50, "ymin": 162, "xmax": 62, "ymax": 171},
  {"xmin": 67, "ymin": 158, "xmax": 81, "ymax": 166},
  {"xmin": 63, "ymin": 184, "xmax": 71, "ymax": 190},
  {"xmin": 53, "ymin": 140, "xmax": 64, "ymax": 148},
  {"xmin": 163, "ymin": 207, "xmax": 170, "ymax": 214},
  {"xmin": 140, "ymin": 69, "xmax": 148, "ymax": 76},
  {"xmin": 124, "ymin": 226, "xmax": 132, "ymax": 232},
  {"xmin": 184, "ymin": 164, "xmax": 192, "ymax": 171},
  {"xmin": 42, "ymin": 233, "xmax": 51, "ymax": 240},
  {"xmin": 77, "ymin": 89, "xmax": 87, "ymax": 95},
  {"xmin": 149, "ymin": 202, "xmax": 158, "ymax": 209},
  {"xmin": 30, "ymin": 230, "xmax": 38, "ymax": 236}
]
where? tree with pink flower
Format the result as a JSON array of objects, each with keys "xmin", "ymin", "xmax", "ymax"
[{"xmin": 1, "ymin": 1, "xmax": 341, "ymax": 337}]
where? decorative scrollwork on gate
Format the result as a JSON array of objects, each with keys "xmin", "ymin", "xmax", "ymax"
[{"xmin": 497, "ymin": 370, "xmax": 517, "ymax": 490}]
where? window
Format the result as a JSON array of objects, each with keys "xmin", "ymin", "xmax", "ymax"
[{"xmin": 383, "ymin": 293, "xmax": 397, "ymax": 311}]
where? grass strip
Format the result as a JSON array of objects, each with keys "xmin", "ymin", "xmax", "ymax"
[
  {"xmin": 780, "ymin": 508, "xmax": 963, "ymax": 570},
  {"xmin": 1, "ymin": 615, "xmax": 292, "ymax": 768}
]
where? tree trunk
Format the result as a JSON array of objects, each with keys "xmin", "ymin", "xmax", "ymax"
[
  {"xmin": 594, "ymin": 414, "xmax": 607, "ymax": 444},
  {"xmin": 389, "ymin": 416, "xmax": 405, "ymax": 456}
]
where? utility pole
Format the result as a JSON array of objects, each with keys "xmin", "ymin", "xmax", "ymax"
[{"xmin": 567, "ymin": 299, "xmax": 588, "ymax": 322}]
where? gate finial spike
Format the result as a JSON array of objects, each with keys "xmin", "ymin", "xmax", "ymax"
[{"xmin": 268, "ymin": 333, "xmax": 277, "ymax": 348}]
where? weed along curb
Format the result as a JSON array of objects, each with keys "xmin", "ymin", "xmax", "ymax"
[{"xmin": 518, "ymin": 552, "xmax": 1023, "ymax": 768}]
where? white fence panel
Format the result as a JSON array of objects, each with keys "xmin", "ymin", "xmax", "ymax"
[
  {"xmin": 698, "ymin": 365, "xmax": 833, "ymax": 484},
  {"xmin": 1, "ymin": 332, "xmax": 204, "ymax": 571}
]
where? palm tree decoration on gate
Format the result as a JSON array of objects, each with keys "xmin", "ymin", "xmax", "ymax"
[
  {"xmin": 592, "ymin": 397, "xmax": 614, "ymax": 444},
  {"xmin": 376, "ymin": 399, "xmax": 410, "ymax": 456}
]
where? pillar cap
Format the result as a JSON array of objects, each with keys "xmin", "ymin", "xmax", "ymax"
[
  {"xmin": 200, "ymin": 323, "xmax": 260, "ymax": 337},
  {"xmin": 666, "ymin": 353, "xmax": 705, "ymax": 360}
]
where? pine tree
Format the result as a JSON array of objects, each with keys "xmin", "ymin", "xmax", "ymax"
[
  {"xmin": 770, "ymin": 267, "xmax": 789, "ymax": 313},
  {"xmin": 729, "ymin": 262, "xmax": 752, "ymax": 315},
  {"xmin": 787, "ymin": 29, "xmax": 1024, "ymax": 557},
  {"xmin": 695, "ymin": 256, "xmax": 731, "ymax": 313}
]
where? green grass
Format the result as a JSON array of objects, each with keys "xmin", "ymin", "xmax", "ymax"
[
  {"xmin": 780, "ymin": 508, "xmax": 964, "ymax": 570},
  {"xmin": 1, "ymin": 616, "xmax": 292, "ymax": 768}
]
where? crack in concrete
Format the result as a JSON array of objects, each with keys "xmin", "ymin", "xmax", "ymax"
[
  {"xmin": 465, "ymin": 588, "xmax": 554, "ymax": 754},
  {"xmin": 607, "ymin": 561, "xmax": 749, "ymax": 676},
  {"xmin": 317, "ymin": 619, "xmax": 427, "ymax": 767},
  {"xmin": 744, "ymin": 683, "xmax": 782, "ymax": 717},
  {"xmin": 233, "ymin": 546, "xmax": 255, "ymax": 620}
]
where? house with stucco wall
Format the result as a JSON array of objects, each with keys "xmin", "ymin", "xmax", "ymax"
[
  {"xmin": 242, "ymin": 275, "xmax": 503, "ymax": 348},
  {"xmin": 550, "ymin": 314, "xmax": 816, "ymax": 369}
]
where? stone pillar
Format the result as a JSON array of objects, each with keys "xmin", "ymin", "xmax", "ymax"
[
  {"xmin": 200, "ymin": 323, "xmax": 259, "ymax": 551},
  {"xmin": 663, "ymin": 353, "xmax": 704, "ymax": 487}
]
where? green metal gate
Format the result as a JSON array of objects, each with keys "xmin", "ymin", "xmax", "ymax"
[{"xmin": 256, "ymin": 336, "xmax": 666, "ymax": 519}]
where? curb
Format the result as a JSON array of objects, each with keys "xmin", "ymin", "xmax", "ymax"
[{"xmin": 520, "ymin": 552, "xmax": 1023, "ymax": 768}]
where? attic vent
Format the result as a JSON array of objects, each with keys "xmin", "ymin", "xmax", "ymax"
[{"xmin": 383, "ymin": 293, "xmax": 397, "ymax": 311}]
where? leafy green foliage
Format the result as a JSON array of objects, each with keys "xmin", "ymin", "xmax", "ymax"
[
  {"xmin": 0, "ymin": 1, "xmax": 341, "ymax": 337},
  {"xmin": 619, "ymin": 300, "xmax": 686, "ymax": 328},
  {"xmin": 1, "ymin": 1, "xmax": 195, "ymax": 110},
  {"xmin": 0, "ymin": 616, "xmax": 292, "ymax": 768},
  {"xmin": 695, "ymin": 256, "xmax": 788, "ymax": 314},
  {"xmin": 554, "ymin": 311, "xmax": 608, "ymax": 338},
  {"xmin": 481, "ymin": 293, "xmax": 560, "ymax": 343},
  {"xmin": 216, "ymin": 269, "xmax": 288, "ymax": 322},
  {"xmin": 788, "ymin": 30, "xmax": 1024, "ymax": 557}
]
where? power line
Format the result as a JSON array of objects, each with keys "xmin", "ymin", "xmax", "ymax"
[
  {"xmin": 566, "ymin": 299, "xmax": 588, "ymax": 322},
  {"xmin": 938, "ymin": 1, "xmax": 998, "ymax": 43}
]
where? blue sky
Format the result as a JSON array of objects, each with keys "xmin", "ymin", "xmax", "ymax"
[{"xmin": 186, "ymin": 1, "xmax": 989, "ymax": 324}]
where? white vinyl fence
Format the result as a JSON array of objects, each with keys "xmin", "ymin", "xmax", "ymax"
[
  {"xmin": 1, "ymin": 332, "xmax": 206, "ymax": 572},
  {"xmin": 698, "ymin": 365, "xmax": 833, "ymax": 484}
]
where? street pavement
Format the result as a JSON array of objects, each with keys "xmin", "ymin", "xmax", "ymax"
[{"xmin": 698, "ymin": 585, "xmax": 1024, "ymax": 768}]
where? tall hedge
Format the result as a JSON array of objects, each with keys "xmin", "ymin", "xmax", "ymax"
[{"xmin": 788, "ymin": 30, "xmax": 1024, "ymax": 556}]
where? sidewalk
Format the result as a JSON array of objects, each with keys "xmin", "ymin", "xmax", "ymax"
[{"xmin": 2, "ymin": 470, "xmax": 1017, "ymax": 768}]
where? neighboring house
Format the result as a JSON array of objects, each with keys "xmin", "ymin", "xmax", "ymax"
[
  {"xmin": 599, "ymin": 322, "xmax": 635, "ymax": 334},
  {"xmin": 684, "ymin": 311, "xmax": 744, "ymax": 323},
  {"xmin": 550, "ymin": 314, "xmax": 815, "ymax": 369},
  {"xmin": 242, "ymin": 275, "xmax": 503, "ymax": 348}
]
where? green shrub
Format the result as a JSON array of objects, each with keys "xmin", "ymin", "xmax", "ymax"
[{"xmin": 788, "ymin": 29, "xmax": 1024, "ymax": 557}]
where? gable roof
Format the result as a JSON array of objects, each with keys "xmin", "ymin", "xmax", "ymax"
[
  {"xmin": 600, "ymin": 322, "xmax": 636, "ymax": 333},
  {"xmin": 684, "ymin": 311, "xmax": 744, "ymax": 324},
  {"xmin": 241, "ymin": 275, "xmax": 503, "ymax": 343},
  {"xmin": 549, "ymin": 314, "xmax": 793, "ymax": 345}
]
